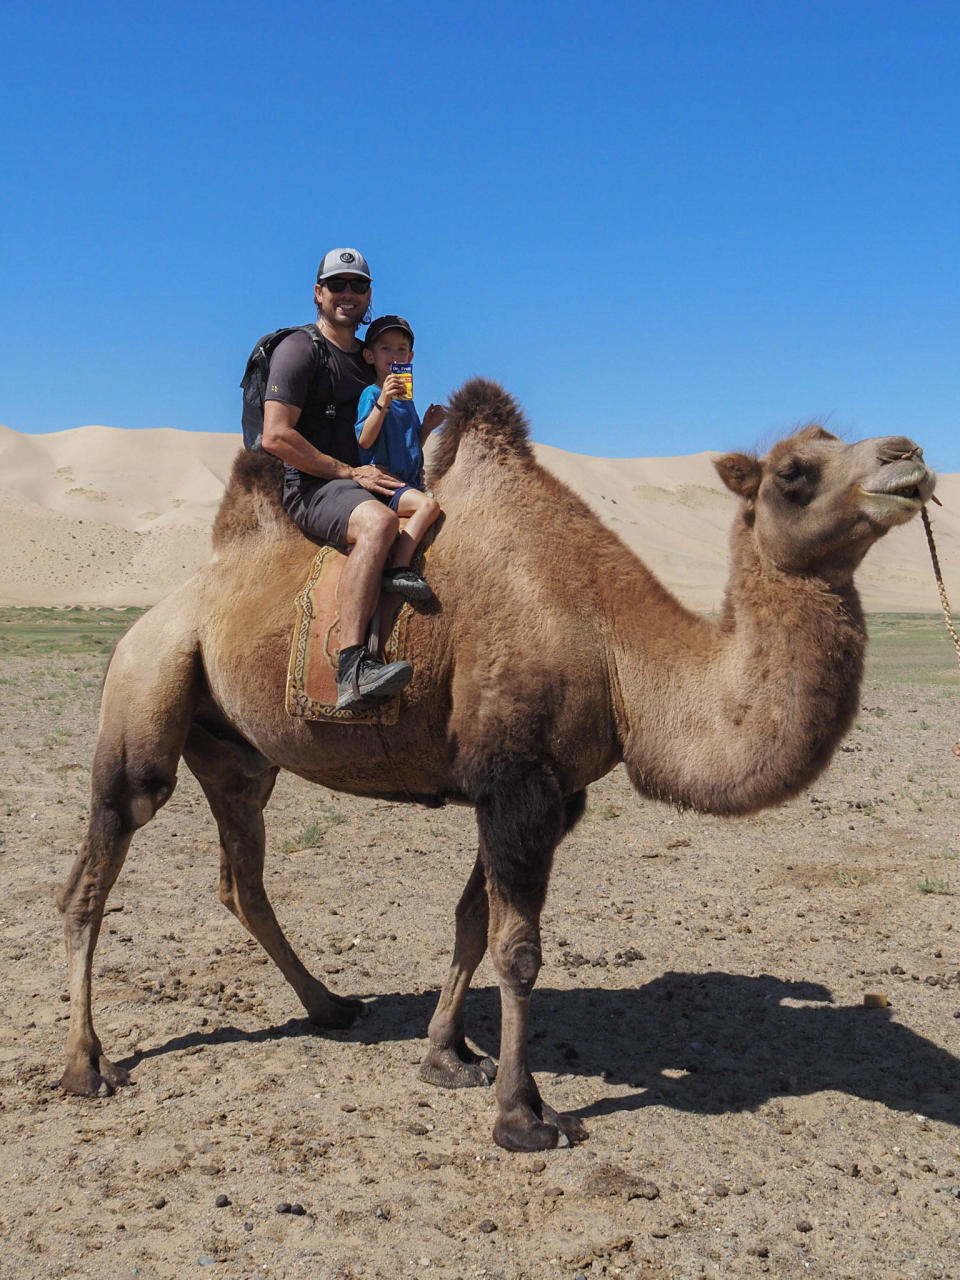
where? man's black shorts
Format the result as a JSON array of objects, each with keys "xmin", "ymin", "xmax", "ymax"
[{"xmin": 282, "ymin": 476, "xmax": 379, "ymax": 548}]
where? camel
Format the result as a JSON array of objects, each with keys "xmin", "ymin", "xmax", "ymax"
[{"xmin": 57, "ymin": 379, "xmax": 936, "ymax": 1151}]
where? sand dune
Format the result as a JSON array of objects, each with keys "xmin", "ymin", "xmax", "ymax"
[{"xmin": 0, "ymin": 422, "xmax": 956, "ymax": 612}]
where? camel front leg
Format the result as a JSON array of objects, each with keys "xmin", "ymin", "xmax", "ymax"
[
  {"xmin": 486, "ymin": 889, "xmax": 586, "ymax": 1151},
  {"xmin": 420, "ymin": 789, "xmax": 588, "ymax": 1093},
  {"xmin": 420, "ymin": 856, "xmax": 496, "ymax": 1088},
  {"xmin": 473, "ymin": 764, "xmax": 588, "ymax": 1151}
]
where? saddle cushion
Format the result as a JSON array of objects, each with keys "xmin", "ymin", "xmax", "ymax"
[{"xmin": 285, "ymin": 544, "xmax": 412, "ymax": 724}]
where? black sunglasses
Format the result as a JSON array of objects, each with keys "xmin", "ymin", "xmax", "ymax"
[{"xmin": 323, "ymin": 277, "xmax": 371, "ymax": 294}]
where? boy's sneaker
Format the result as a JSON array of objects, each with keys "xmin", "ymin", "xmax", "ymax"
[
  {"xmin": 335, "ymin": 646, "xmax": 414, "ymax": 711},
  {"xmin": 382, "ymin": 566, "xmax": 434, "ymax": 601}
]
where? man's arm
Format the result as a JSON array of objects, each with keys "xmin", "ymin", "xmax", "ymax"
[
  {"xmin": 263, "ymin": 401, "xmax": 404, "ymax": 496},
  {"xmin": 262, "ymin": 400, "xmax": 353, "ymax": 480}
]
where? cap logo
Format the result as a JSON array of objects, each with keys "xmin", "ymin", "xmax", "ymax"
[{"xmin": 339, "ymin": 251, "xmax": 356, "ymax": 264}]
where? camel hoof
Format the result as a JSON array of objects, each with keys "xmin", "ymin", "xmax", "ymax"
[
  {"xmin": 307, "ymin": 994, "xmax": 363, "ymax": 1030},
  {"xmin": 98, "ymin": 1055, "xmax": 131, "ymax": 1089},
  {"xmin": 492, "ymin": 1114, "xmax": 561, "ymax": 1152},
  {"xmin": 60, "ymin": 1065, "xmax": 103, "ymax": 1097},
  {"xmin": 492, "ymin": 1100, "xmax": 588, "ymax": 1152},
  {"xmin": 419, "ymin": 1046, "xmax": 496, "ymax": 1089},
  {"xmin": 542, "ymin": 1103, "xmax": 588, "ymax": 1145},
  {"xmin": 60, "ymin": 1055, "xmax": 130, "ymax": 1098}
]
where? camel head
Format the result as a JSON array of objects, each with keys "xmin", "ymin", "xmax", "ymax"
[{"xmin": 714, "ymin": 426, "xmax": 937, "ymax": 578}]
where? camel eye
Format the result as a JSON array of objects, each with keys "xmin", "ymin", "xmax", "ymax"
[{"xmin": 775, "ymin": 459, "xmax": 816, "ymax": 504}]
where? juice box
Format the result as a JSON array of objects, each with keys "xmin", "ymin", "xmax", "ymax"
[{"xmin": 390, "ymin": 362, "xmax": 414, "ymax": 400}]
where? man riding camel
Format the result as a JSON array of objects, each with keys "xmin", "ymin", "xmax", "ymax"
[{"xmin": 261, "ymin": 248, "xmax": 415, "ymax": 711}]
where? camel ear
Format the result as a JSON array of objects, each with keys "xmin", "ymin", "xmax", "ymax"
[
  {"xmin": 801, "ymin": 425, "xmax": 840, "ymax": 443},
  {"xmin": 714, "ymin": 452, "xmax": 761, "ymax": 500}
]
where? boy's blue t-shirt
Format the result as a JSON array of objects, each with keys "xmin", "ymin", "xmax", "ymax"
[{"xmin": 355, "ymin": 385, "xmax": 424, "ymax": 488}]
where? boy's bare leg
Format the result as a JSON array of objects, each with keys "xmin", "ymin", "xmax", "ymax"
[{"xmin": 390, "ymin": 490, "xmax": 441, "ymax": 569}]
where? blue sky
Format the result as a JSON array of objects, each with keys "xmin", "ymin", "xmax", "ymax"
[{"xmin": 2, "ymin": 0, "xmax": 958, "ymax": 469}]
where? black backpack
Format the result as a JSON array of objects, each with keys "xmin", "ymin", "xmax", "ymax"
[{"xmin": 240, "ymin": 325, "xmax": 335, "ymax": 451}]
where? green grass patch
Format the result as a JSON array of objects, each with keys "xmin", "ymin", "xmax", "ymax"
[
  {"xmin": 866, "ymin": 613, "xmax": 960, "ymax": 689},
  {"xmin": 281, "ymin": 804, "xmax": 347, "ymax": 852},
  {"xmin": 917, "ymin": 874, "xmax": 952, "ymax": 895},
  {"xmin": 837, "ymin": 869, "xmax": 872, "ymax": 888},
  {"xmin": 0, "ymin": 606, "xmax": 147, "ymax": 657}
]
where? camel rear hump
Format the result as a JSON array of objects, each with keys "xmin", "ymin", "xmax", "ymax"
[
  {"xmin": 427, "ymin": 379, "xmax": 533, "ymax": 484},
  {"xmin": 211, "ymin": 449, "xmax": 296, "ymax": 550}
]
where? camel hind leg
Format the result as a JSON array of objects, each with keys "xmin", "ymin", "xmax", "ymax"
[
  {"xmin": 59, "ymin": 610, "xmax": 199, "ymax": 1095},
  {"xmin": 183, "ymin": 723, "xmax": 362, "ymax": 1028}
]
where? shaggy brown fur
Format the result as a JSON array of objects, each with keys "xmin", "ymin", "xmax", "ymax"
[
  {"xmin": 211, "ymin": 449, "xmax": 292, "ymax": 549},
  {"xmin": 428, "ymin": 378, "xmax": 534, "ymax": 481},
  {"xmin": 57, "ymin": 379, "xmax": 936, "ymax": 1152}
]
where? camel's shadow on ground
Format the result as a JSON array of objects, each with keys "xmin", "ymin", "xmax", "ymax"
[{"xmin": 120, "ymin": 971, "xmax": 960, "ymax": 1128}]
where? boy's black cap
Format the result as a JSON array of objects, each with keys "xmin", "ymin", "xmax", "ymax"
[{"xmin": 363, "ymin": 315, "xmax": 414, "ymax": 348}]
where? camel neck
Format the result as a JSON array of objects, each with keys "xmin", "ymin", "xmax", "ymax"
[{"xmin": 610, "ymin": 532, "xmax": 866, "ymax": 817}]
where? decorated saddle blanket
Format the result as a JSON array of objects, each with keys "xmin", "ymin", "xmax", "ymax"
[{"xmin": 285, "ymin": 544, "xmax": 413, "ymax": 724}]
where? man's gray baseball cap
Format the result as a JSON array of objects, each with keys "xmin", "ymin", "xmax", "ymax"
[{"xmin": 317, "ymin": 248, "xmax": 372, "ymax": 282}]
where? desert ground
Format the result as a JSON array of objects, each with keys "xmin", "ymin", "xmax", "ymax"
[
  {"xmin": 1, "ymin": 422, "xmax": 959, "ymax": 1279},
  {"xmin": 1, "ymin": 608, "xmax": 959, "ymax": 1280}
]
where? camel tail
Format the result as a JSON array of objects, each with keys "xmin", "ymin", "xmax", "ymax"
[{"xmin": 427, "ymin": 378, "xmax": 533, "ymax": 484}]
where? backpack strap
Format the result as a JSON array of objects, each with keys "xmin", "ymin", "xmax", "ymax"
[{"xmin": 299, "ymin": 325, "xmax": 336, "ymax": 419}]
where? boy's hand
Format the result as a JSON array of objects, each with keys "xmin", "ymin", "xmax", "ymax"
[
  {"xmin": 379, "ymin": 373, "xmax": 406, "ymax": 404},
  {"xmin": 422, "ymin": 403, "xmax": 447, "ymax": 434}
]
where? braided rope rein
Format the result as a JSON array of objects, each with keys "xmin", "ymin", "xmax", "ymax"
[
  {"xmin": 921, "ymin": 505, "xmax": 960, "ymax": 668},
  {"xmin": 920, "ymin": 505, "xmax": 960, "ymax": 762}
]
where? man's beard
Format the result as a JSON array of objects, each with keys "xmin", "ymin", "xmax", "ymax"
[{"xmin": 314, "ymin": 296, "xmax": 372, "ymax": 327}]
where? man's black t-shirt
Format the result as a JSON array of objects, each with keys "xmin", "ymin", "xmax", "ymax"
[{"xmin": 264, "ymin": 328, "xmax": 374, "ymax": 483}]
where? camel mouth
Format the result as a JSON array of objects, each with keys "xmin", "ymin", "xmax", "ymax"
[
  {"xmin": 874, "ymin": 484, "xmax": 922, "ymax": 504},
  {"xmin": 861, "ymin": 464, "xmax": 936, "ymax": 510}
]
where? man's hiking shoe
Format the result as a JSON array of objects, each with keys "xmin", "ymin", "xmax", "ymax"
[
  {"xmin": 336, "ymin": 647, "xmax": 414, "ymax": 711},
  {"xmin": 382, "ymin": 566, "xmax": 434, "ymax": 601}
]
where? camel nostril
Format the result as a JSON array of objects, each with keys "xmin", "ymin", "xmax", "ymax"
[{"xmin": 877, "ymin": 440, "xmax": 923, "ymax": 465}]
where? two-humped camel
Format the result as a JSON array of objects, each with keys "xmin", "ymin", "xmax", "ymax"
[{"xmin": 58, "ymin": 380, "xmax": 936, "ymax": 1151}]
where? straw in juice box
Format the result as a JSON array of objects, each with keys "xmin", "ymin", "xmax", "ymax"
[{"xmin": 391, "ymin": 362, "xmax": 413, "ymax": 400}]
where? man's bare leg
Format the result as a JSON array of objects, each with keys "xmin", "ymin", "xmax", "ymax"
[
  {"xmin": 335, "ymin": 498, "xmax": 413, "ymax": 710},
  {"xmin": 339, "ymin": 500, "xmax": 399, "ymax": 647}
]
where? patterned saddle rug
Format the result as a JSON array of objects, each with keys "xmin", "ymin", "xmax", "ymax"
[{"xmin": 285, "ymin": 544, "xmax": 413, "ymax": 724}]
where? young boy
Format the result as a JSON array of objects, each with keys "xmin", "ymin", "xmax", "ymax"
[{"xmin": 356, "ymin": 315, "xmax": 445, "ymax": 601}]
